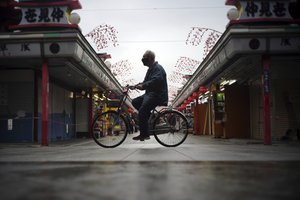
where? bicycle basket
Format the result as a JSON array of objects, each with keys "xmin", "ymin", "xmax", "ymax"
[{"xmin": 107, "ymin": 99, "xmax": 121, "ymax": 107}]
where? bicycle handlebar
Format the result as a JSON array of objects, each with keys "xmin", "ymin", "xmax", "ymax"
[{"xmin": 123, "ymin": 84, "xmax": 139, "ymax": 94}]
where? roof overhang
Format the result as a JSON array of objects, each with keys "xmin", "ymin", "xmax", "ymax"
[
  {"xmin": 0, "ymin": 30, "xmax": 124, "ymax": 95},
  {"xmin": 172, "ymin": 25, "xmax": 300, "ymax": 107}
]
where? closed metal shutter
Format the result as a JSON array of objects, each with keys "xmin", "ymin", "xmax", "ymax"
[
  {"xmin": 273, "ymin": 80, "xmax": 300, "ymax": 140},
  {"xmin": 250, "ymin": 80, "xmax": 263, "ymax": 140}
]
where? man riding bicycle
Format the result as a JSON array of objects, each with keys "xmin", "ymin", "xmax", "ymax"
[{"xmin": 131, "ymin": 50, "xmax": 168, "ymax": 141}]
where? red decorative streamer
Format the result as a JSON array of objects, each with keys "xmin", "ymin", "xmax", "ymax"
[
  {"xmin": 85, "ymin": 24, "xmax": 119, "ymax": 50},
  {"xmin": 186, "ymin": 27, "xmax": 222, "ymax": 59}
]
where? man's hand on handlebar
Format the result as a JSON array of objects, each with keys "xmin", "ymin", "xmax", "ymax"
[
  {"xmin": 135, "ymin": 83, "xmax": 144, "ymax": 90},
  {"xmin": 126, "ymin": 83, "xmax": 144, "ymax": 91},
  {"xmin": 127, "ymin": 85, "xmax": 136, "ymax": 90}
]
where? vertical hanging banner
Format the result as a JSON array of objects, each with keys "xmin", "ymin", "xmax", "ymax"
[{"xmin": 263, "ymin": 69, "xmax": 270, "ymax": 94}]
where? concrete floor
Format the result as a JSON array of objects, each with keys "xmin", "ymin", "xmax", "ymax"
[{"xmin": 1, "ymin": 135, "xmax": 300, "ymax": 200}]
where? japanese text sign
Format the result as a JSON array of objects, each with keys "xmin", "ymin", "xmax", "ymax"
[
  {"xmin": 20, "ymin": 6, "xmax": 68, "ymax": 25},
  {"xmin": 239, "ymin": 1, "xmax": 292, "ymax": 20}
]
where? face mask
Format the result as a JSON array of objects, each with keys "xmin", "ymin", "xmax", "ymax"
[{"xmin": 141, "ymin": 58, "xmax": 149, "ymax": 66}]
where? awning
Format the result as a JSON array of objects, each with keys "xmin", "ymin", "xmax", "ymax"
[
  {"xmin": 0, "ymin": 30, "xmax": 124, "ymax": 94},
  {"xmin": 172, "ymin": 25, "xmax": 300, "ymax": 107}
]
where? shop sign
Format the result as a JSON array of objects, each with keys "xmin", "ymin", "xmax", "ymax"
[
  {"xmin": 270, "ymin": 37, "xmax": 300, "ymax": 52},
  {"xmin": 7, "ymin": 119, "xmax": 13, "ymax": 131},
  {"xmin": 263, "ymin": 69, "xmax": 270, "ymax": 94},
  {"xmin": 0, "ymin": 43, "xmax": 41, "ymax": 57},
  {"xmin": 213, "ymin": 92, "xmax": 226, "ymax": 123},
  {"xmin": 20, "ymin": 6, "xmax": 68, "ymax": 25},
  {"xmin": 239, "ymin": 0, "xmax": 292, "ymax": 20}
]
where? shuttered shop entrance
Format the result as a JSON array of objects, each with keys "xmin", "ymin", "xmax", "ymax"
[{"xmin": 273, "ymin": 79, "xmax": 300, "ymax": 140}]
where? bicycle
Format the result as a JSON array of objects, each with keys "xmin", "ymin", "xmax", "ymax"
[{"xmin": 91, "ymin": 85, "xmax": 189, "ymax": 148}]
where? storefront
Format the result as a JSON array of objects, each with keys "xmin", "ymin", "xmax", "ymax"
[
  {"xmin": 173, "ymin": 0, "xmax": 300, "ymax": 144},
  {"xmin": 0, "ymin": 0, "xmax": 130, "ymax": 144}
]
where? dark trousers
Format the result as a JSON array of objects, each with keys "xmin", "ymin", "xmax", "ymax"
[{"xmin": 132, "ymin": 94, "xmax": 159, "ymax": 136}]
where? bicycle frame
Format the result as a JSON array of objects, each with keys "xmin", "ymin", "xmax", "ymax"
[
  {"xmin": 148, "ymin": 108, "xmax": 186, "ymax": 135},
  {"xmin": 115, "ymin": 87, "xmax": 130, "ymax": 114},
  {"xmin": 99, "ymin": 85, "xmax": 186, "ymax": 129},
  {"xmin": 91, "ymin": 85, "xmax": 189, "ymax": 148}
]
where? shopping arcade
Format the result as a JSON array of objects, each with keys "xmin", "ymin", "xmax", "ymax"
[{"xmin": 172, "ymin": 1, "xmax": 300, "ymax": 144}]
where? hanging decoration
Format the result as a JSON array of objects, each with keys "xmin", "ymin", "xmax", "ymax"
[
  {"xmin": 168, "ymin": 57, "xmax": 201, "ymax": 101},
  {"xmin": 192, "ymin": 92, "xmax": 199, "ymax": 99},
  {"xmin": 85, "ymin": 24, "xmax": 119, "ymax": 50},
  {"xmin": 186, "ymin": 27, "xmax": 222, "ymax": 59},
  {"xmin": 199, "ymin": 86, "xmax": 207, "ymax": 94}
]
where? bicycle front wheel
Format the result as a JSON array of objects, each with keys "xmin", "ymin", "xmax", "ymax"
[
  {"xmin": 91, "ymin": 111, "xmax": 128, "ymax": 148},
  {"xmin": 153, "ymin": 110, "xmax": 189, "ymax": 147}
]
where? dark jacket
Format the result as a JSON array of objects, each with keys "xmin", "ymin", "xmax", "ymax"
[{"xmin": 142, "ymin": 62, "xmax": 168, "ymax": 105}]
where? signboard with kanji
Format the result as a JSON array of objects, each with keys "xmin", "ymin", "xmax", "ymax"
[
  {"xmin": 9, "ymin": 1, "xmax": 82, "ymax": 30},
  {"xmin": 240, "ymin": 1, "xmax": 292, "ymax": 20},
  {"xmin": 0, "ymin": 43, "xmax": 41, "ymax": 57},
  {"xmin": 20, "ymin": 6, "xmax": 68, "ymax": 25}
]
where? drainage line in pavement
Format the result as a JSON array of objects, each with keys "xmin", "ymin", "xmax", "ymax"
[
  {"xmin": 121, "ymin": 144, "xmax": 146, "ymax": 161},
  {"xmin": 171, "ymin": 148, "xmax": 195, "ymax": 161}
]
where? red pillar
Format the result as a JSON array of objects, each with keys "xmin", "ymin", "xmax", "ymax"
[
  {"xmin": 41, "ymin": 59, "xmax": 49, "ymax": 146},
  {"xmin": 193, "ymin": 99, "xmax": 200, "ymax": 135},
  {"xmin": 88, "ymin": 90, "xmax": 93, "ymax": 138},
  {"xmin": 262, "ymin": 55, "xmax": 271, "ymax": 145}
]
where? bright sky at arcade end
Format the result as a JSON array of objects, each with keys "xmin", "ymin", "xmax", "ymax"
[{"xmin": 77, "ymin": 0, "xmax": 231, "ymax": 100}]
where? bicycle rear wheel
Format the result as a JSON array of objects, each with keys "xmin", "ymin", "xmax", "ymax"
[
  {"xmin": 153, "ymin": 110, "xmax": 189, "ymax": 147},
  {"xmin": 91, "ymin": 111, "xmax": 128, "ymax": 148}
]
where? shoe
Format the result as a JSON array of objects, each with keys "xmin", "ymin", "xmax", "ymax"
[{"xmin": 132, "ymin": 135, "xmax": 150, "ymax": 141}]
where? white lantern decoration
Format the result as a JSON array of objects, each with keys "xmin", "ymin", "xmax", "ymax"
[
  {"xmin": 69, "ymin": 12, "xmax": 81, "ymax": 24},
  {"xmin": 105, "ymin": 61, "xmax": 112, "ymax": 69},
  {"xmin": 227, "ymin": 8, "xmax": 239, "ymax": 20}
]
